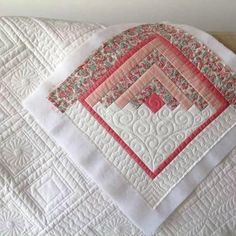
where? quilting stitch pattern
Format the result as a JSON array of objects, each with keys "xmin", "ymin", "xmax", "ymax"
[
  {"xmin": 46, "ymin": 23, "xmax": 236, "ymax": 209},
  {"xmin": 0, "ymin": 17, "xmax": 235, "ymax": 235}
]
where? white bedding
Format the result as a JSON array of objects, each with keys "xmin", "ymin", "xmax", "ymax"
[{"xmin": 0, "ymin": 16, "xmax": 236, "ymax": 236}]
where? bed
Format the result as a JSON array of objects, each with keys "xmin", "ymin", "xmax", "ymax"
[{"xmin": 0, "ymin": 17, "xmax": 235, "ymax": 236}]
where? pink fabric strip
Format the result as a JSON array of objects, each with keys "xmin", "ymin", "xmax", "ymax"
[
  {"xmin": 86, "ymin": 38, "xmax": 162, "ymax": 107},
  {"xmin": 155, "ymin": 42, "xmax": 221, "ymax": 110}
]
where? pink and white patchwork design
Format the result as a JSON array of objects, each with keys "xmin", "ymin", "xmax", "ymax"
[
  {"xmin": 48, "ymin": 24, "xmax": 233, "ymax": 178},
  {"xmin": 24, "ymin": 23, "xmax": 236, "ymax": 234}
]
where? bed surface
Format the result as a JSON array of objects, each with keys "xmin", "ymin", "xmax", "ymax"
[{"xmin": 0, "ymin": 17, "xmax": 235, "ymax": 236}]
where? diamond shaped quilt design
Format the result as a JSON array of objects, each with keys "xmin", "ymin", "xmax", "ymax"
[
  {"xmin": 24, "ymin": 23, "xmax": 236, "ymax": 235},
  {"xmin": 47, "ymin": 24, "xmax": 232, "ymax": 178}
]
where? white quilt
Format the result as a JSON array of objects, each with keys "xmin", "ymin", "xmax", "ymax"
[{"xmin": 0, "ymin": 16, "xmax": 236, "ymax": 236}]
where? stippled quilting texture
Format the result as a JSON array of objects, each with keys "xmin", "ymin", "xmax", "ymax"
[{"xmin": 0, "ymin": 17, "xmax": 235, "ymax": 236}]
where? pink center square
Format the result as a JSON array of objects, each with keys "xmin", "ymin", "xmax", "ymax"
[{"xmin": 145, "ymin": 93, "xmax": 165, "ymax": 113}]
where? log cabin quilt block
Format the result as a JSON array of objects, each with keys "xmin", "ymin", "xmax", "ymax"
[{"xmin": 24, "ymin": 23, "xmax": 236, "ymax": 235}]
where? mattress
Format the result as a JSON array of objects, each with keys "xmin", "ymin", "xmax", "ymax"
[{"xmin": 0, "ymin": 16, "xmax": 236, "ymax": 236}]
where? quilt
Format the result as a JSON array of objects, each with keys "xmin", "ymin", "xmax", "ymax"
[
  {"xmin": 23, "ymin": 22, "xmax": 236, "ymax": 234},
  {"xmin": 0, "ymin": 16, "xmax": 236, "ymax": 236}
]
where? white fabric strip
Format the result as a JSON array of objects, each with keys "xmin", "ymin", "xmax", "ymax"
[{"xmin": 23, "ymin": 23, "xmax": 236, "ymax": 235}]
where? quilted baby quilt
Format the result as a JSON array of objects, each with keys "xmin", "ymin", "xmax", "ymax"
[
  {"xmin": 23, "ymin": 22, "xmax": 236, "ymax": 235},
  {"xmin": 1, "ymin": 16, "xmax": 236, "ymax": 236}
]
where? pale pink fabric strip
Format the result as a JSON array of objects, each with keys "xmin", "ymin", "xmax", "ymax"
[{"xmin": 86, "ymin": 38, "xmax": 163, "ymax": 107}]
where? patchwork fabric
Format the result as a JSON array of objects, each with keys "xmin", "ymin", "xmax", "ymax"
[
  {"xmin": 48, "ymin": 24, "xmax": 235, "ymax": 177},
  {"xmin": 23, "ymin": 22, "xmax": 236, "ymax": 235}
]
